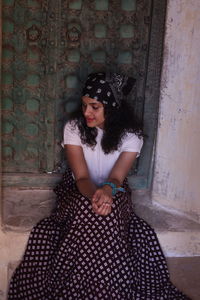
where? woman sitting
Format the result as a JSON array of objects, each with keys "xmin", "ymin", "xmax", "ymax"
[{"xmin": 8, "ymin": 72, "xmax": 190, "ymax": 299}]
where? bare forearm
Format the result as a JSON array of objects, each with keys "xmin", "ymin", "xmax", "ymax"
[
  {"xmin": 76, "ymin": 178, "xmax": 97, "ymax": 199},
  {"xmin": 107, "ymin": 177, "xmax": 121, "ymax": 187}
]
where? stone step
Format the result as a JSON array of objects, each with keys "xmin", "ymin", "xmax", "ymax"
[
  {"xmin": 168, "ymin": 256, "xmax": 200, "ymax": 300},
  {"xmin": 132, "ymin": 191, "xmax": 200, "ymax": 257},
  {"xmin": 2, "ymin": 186, "xmax": 200, "ymax": 257}
]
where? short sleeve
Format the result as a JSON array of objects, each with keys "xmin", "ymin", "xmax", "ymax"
[
  {"xmin": 63, "ymin": 121, "xmax": 81, "ymax": 146},
  {"xmin": 121, "ymin": 132, "xmax": 143, "ymax": 157}
]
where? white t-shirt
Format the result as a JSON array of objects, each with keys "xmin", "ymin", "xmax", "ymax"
[{"xmin": 63, "ymin": 121, "xmax": 143, "ymax": 186}]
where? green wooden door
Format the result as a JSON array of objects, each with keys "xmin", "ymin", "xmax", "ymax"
[{"xmin": 1, "ymin": 0, "xmax": 166, "ymax": 189}]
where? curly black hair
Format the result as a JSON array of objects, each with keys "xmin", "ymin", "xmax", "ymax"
[{"xmin": 69, "ymin": 101, "xmax": 144, "ymax": 154}]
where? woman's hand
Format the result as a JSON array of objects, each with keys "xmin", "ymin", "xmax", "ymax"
[
  {"xmin": 91, "ymin": 151, "xmax": 138, "ymax": 216},
  {"xmin": 91, "ymin": 186, "xmax": 113, "ymax": 216}
]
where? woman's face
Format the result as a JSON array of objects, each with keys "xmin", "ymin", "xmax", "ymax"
[{"xmin": 82, "ymin": 96, "xmax": 105, "ymax": 129}]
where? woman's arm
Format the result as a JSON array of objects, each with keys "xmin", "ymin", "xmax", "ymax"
[
  {"xmin": 64, "ymin": 145, "xmax": 96, "ymax": 199},
  {"xmin": 65, "ymin": 144, "xmax": 114, "ymax": 215},
  {"xmin": 107, "ymin": 151, "xmax": 138, "ymax": 185},
  {"xmin": 92, "ymin": 151, "xmax": 138, "ymax": 210},
  {"xmin": 65, "ymin": 145, "xmax": 138, "ymax": 216}
]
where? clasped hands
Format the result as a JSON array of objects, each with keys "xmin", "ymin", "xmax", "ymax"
[{"xmin": 91, "ymin": 186, "xmax": 113, "ymax": 216}]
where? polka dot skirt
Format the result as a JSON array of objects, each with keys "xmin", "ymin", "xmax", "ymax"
[{"xmin": 8, "ymin": 169, "xmax": 190, "ymax": 299}]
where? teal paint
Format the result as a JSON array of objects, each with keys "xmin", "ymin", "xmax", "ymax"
[
  {"xmin": 26, "ymin": 123, "xmax": 39, "ymax": 137},
  {"xmin": 92, "ymin": 51, "xmax": 106, "ymax": 63},
  {"xmin": 66, "ymin": 75, "xmax": 78, "ymax": 89},
  {"xmin": 120, "ymin": 24, "xmax": 134, "ymax": 38},
  {"xmin": 12, "ymin": 87, "xmax": 25, "ymax": 104},
  {"xmin": 26, "ymin": 99, "xmax": 40, "ymax": 112},
  {"xmin": 95, "ymin": 24, "xmax": 107, "ymax": 38},
  {"xmin": 69, "ymin": 0, "xmax": 82, "ymax": 10},
  {"xmin": 2, "ymin": 98, "xmax": 13, "ymax": 111},
  {"xmin": 13, "ymin": 35, "xmax": 26, "ymax": 53},
  {"xmin": 68, "ymin": 23, "xmax": 81, "ymax": 31},
  {"xmin": 14, "ymin": 6, "xmax": 26, "ymax": 24},
  {"xmin": 121, "ymin": 0, "xmax": 136, "ymax": 11},
  {"xmin": 128, "ymin": 176, "xmax": 148, "ymax": 190},
  {"xmin": 2, "ymin": 20, "xmax": 14, "ymax": 33},
  {"xmin": 68, "ymin": 50, "xmax": 80, "ymax": 63},
  {"xmin": 2, "ymin": 73, "xmax": 13, "ymax": 85},
  {"xmin": 27, "ymin": 74, "xmax": 40, "ymax": 86},
  {"xmin": 13, "ymin": 61, "xmax": 27, "ymax": 81},
  {"xmin": 65, "ymin": 101, "xmax": 79, "ymax": 113},
  {"xmin": 2, "ymin": 146, "xmax": 13, "ymax": 160},
  {"xmin": 118, "ymin": 51, "xmax": 133, "ymax": 64},
  {"xmin": 3, "ymin": 122, "xmax": 14, "ymax": 134},
  {"xmin": 95, "ymin": 0, "xmax": 108, "ymax": 11},
  {"xmin": 27, "ymin": 0, "xmax": 41, "ymax": 8},
  {"xmin": 3, "ymin": 0, "xmax": 14, "ymax": 5},
  {"xmin": 28, "ymin": 49, "xmax": 39, "ymax": 61},
  {"xmin": 26, "ymin": 146, "xmax": 38, "ymax": 158},
  {"xmin": 2, "ymin": 48, "xmax": 13, "ymax": 59},
  {"xmin": 27, "ymin": 20, "xmax": 41, "ymax": 28}
]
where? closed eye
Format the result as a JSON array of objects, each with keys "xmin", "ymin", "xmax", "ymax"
[
  {"xmin": 82, "ymin": 103, "xmax": 100, "ymax": 110},
  {"xmin": 92, "ymin": 106, "xmax": 99, "ymax": 110}
]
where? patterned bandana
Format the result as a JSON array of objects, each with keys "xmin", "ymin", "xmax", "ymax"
[{"xmin": 82, "ymin": 72, "xmax": 136, "ymax": 108}]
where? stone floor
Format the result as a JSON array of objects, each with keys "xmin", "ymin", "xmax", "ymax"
[{"xmin": 167, "ymin": 257, "xmax": 200, "ymax": 300}]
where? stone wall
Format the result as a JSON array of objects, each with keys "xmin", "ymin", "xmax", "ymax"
[
  {"xmin": 151, "ymin": 0, "xmax": 200, "ymax": 257},
  {"xmin": 152, "ymin": 0, "xmax": 200, "ymax": 220}
]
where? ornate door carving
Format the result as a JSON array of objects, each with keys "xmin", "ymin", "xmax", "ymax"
[{"xmin": 1, "ymin": 0, "xmax": 166, "ymax": 189}]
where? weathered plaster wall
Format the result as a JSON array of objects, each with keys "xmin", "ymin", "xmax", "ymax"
[{"xmin": 152, "ymin": 0, "xmax": 200, "ymax": 221}]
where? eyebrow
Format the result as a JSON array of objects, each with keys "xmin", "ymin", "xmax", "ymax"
[{"xmin": 82, "ymin": 101, "xmax": 101, "ymax": 105}]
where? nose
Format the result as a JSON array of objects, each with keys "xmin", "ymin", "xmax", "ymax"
[{"xmin": 84, "ymin": 105, "xmax": 92, "ymax": 117}]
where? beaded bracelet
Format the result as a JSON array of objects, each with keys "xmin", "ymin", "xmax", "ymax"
[{"xmin": 100, "ymin": 182, "xmax": 125, "ymax": 196}]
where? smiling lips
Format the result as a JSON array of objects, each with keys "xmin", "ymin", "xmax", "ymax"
[{"xmin": 86, "ymin": 118, "xmax": 95, "ymax": 123}]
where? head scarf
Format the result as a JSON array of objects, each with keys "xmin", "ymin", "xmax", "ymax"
[{"xmin": 82, "ymin": 72, "xmax": 136, "ymax": 108}]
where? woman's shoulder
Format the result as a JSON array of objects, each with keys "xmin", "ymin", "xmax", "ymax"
[
  {"xmin": 64, "ymin": 119, "xmax": 78, "ymax": 130},
  {"xmin": 63, "ymin": 119, "xmax": 81, "ymax": 146},
  {"xmin": 123, "ymin": 129, "xmax": 143, "ymax": 140},
  {"xmin": 120, "ymin": 130, "xmax": 143, "ymax": 154}
]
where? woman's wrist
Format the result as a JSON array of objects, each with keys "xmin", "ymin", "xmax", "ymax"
[
  {"xmin": 101, "ymin": 184, "xmax": 112, "ymax": 197},
  {"xmin": 100, "ymin": 181, "xmax": 125, "ymax": 196}
]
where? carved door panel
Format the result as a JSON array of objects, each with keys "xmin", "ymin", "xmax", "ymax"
[
  {"xmin": 1, "ymin": 0, "xmax": 166, "ymax": 188},
  {"xmin": 2, "ymin": 0, "xmax": 56, "ymax": 173}
]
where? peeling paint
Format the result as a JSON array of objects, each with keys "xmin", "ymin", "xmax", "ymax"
[{"xmin": 153, "ymin": 0, "xmax": 200, "ymax": 219}]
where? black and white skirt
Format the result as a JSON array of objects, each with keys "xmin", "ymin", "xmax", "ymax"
[{"xmin": 8, "ymin": 169, "xmax": 190, "ymax": 299}]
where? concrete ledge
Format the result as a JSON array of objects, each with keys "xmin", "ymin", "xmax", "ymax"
[
  {"xmin": 2, "ymin": 188, "xmax": 56, "ymax": 232},
  {"xmin": 2, "ymin": 187, "xmax": 200, "ymax": 257},
  {"xmin": 0, "ymin": 231, "xmax": 28, "ymax": 265},
  {"xmin": 133, "ymin": 194, "xmax": 200, "ymax": 232},
  {"xmin": 132, "ymin": 190, "xmax": 200, "ymax": 256},
  {"xmin": 158, "ymin": 231, "xmax": 200, "ymax": 257},
  {"xmin": 2, "ymin": 173, "xmax": 62, "ymax": 188}
]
